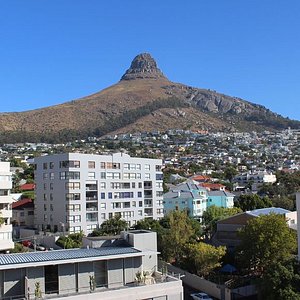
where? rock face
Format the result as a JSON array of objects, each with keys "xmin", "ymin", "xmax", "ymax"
[{"xmin": 121, "ymin": 53, "xmax": 167, "ymax": 81}]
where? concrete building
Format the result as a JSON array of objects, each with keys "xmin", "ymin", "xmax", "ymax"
[
  {"xmin": 0, "ymin": 230, "xmax": 183, "ymax": 300},
  {"xmin": 163, "ymin": 181, "xmax": 234, "ymax": 220},
  {"xmin": 0, "ymin": 162, "xmax": 14, "ymax": 251},
  {"xmin": 34, "ymin": 153, "xmax": 163, "ymax": 235}
]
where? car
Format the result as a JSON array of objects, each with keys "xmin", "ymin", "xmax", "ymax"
[
  {"xmin": 190, "ymin": 292, "xmax": 213, "ymax": 300},
  {"xmin": 22, "ymin": 240, "xmax": 32, "ymax": 247}
]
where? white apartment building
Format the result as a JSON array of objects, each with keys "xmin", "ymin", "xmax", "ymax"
[
  {"xmin": 0, "ymin": 162, "xmax": 14, "ymax": 251},
  {"xmin": 34, "ymin": 153, "xmax": 163, "ymax": 235}
]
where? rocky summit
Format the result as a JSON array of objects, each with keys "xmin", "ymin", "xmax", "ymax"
[
  {"xmin": 121, "ymin": 53, "xmax": 167, "ymax": 81},
  {"xmin": 0, "ymin": 53, "xmax": 299, "ymax": 143}
]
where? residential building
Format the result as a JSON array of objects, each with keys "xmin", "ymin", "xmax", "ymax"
[
  {"xmin": 214, "ymin": 207, "xmax": 296, "ymax": 250},
  {"xmin": 0, "ymin": 230, "xmax": 183, "ymax": 300},
  {"xmin": 163, "ymin": 181, "xmax": 234, "ymax": 219},
  {"xmin": 12, "ymin": 198, "xmax": 35, "ymax": 227},
  {"xmin": 0, "ymin": 162, "xmax": 14, "ymax": 251},
  {"xmin": 34, "ymin": 153, "xmax": 163, "ymax": 235}
]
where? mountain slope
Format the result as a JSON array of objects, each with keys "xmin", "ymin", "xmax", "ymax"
[{"xmin": 0, "ymin": 53, "xmax": 299, "ymax": 143}]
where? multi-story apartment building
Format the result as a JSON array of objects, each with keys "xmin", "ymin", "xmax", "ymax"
[
  {"xmin": 34, "ymin": 153, "xmax": 163, "ymax": 235},
  {"xmin": 0, "ymin": 162, "xmax": 14, "ymax": 251}
]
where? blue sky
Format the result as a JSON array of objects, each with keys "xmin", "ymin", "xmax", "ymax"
[{"xmin": 1, "ymin": 1, "xmax": 299, "ymax": 120}]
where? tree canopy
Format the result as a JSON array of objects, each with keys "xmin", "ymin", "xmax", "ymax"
[{"xmin": 237, "ymin": 214, "xmax": 297, "ymax": 274}]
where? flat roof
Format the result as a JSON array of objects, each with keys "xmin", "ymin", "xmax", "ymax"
[{"xmin": 0, "ymin": 247, "xmax": 141, "ymax": 269}]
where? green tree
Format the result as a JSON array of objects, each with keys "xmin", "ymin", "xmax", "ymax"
[
  {"xmin": 260, "ymin": 258, "xmax": 300, "ymax": 299},
  {"xmin": 91, "ymin": 215, "xmax": 127, "ymax": 236},
  {"xmin": 202, "ymin": 206, "xmax": 242, "ymax": 235},
  {"xmin": 237, "ymin": 214, "xmax": 297, "ymax": 274},
  {"xmin": 56, "ymin": 232, "xmax": 84, "ymax": 249},
  {"xmin": 160, "ymin": 210, "xmax": 195, "ymax": 264},
  {"xmin": 224, "ymin": 166, "xmax": 238, "ymax": 182},
  {"xmin": 234, "ymin": 194, "xmax": 272, "ymax": 211},
  {"xmin": 183, "ymin": 242, "xmax": 226, "ymax": 276}
]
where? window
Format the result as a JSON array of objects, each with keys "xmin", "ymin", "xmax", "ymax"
[
  {"xmin": 50, "ymin": 183, "xmax": 54, "ymax": 190},
  {"xmin": 60, "ymin": 160, "xmax": 80, "ymax": 168},
  {"xmin": 43, "ymin": 183, "xmax": 47, "ymax": 190},
  {"xmin": 69, "ymin": 226, "xmax": 81, "ymax": 233},
  {"xmin": 43, "ymin": 173, "xmax": 48, "ymax": 180},
  {"xmin": 67, "ymin": 215, "xmax": 81, "ymax": 223},
  {"xmin": 108, "ymin": 192, "xmax": 112, "ymax": 199},
  {"xmin": 66, "ymin": 193, "xmax": 81, "ymax": 201},
  {"xmin": 156, "ymin": 174, "xmax": 163, "ymax": 180},
  {"xmin": 43, "ymin": 163, "xmax": 47, "ymax": 170},
  {"xmin": 110, "ymin": 182, "xmax": 130, "ymax": 189},
  {"xmin": 139, "ymin": 201, "xmax": 143, "ymax": 207},
  {"xmin": 156, "ymin": 191, "xmax": 163, "ymax": 197},
  {"xmin": 44, "ymin": 204, "xmax": 47, "ymax": 211},
  {"xmin": 28, "ymin": 211, "xmax": 34, "ymax": 216},
  {"xmin": 100, "ymin": 162, "xmax": 106, "ymax": 169},
  {"xmin": 49, "ymin": 162, "xmax": 54, "ymax": 169},
  {"xmin": 145, "ymin": 173, "xmax": 151, "ymax": 179},
  {"xmin": 88, "ymin": 161, "xmax": 95, "ymax": 168},
  {"xmin": 136, "ymin": 164, "xmax": 141, "ymax": 170},
  {"xmin": 112, "ymin": 202, "xmax": 121, "ymax": 209},
  {"xmin": 50, "ymin": 173, "xmax": 55, "ymax": 180},
  {"xmin": 101, "ymin": 192, "xmax": 105, "ymax": 199},
  {"xmin": 138, "ymin": 182, "xmax": 142, "ymax": 189},
  {"xmin": 50, "ymin": 204, "xmax": 53, "ymax": 211},
  {"xmin": 145, "ymin": 164, "xmax": 150, "ymax": 171},
  {"xmin": 138, "ymin": 192, "xmax": 142, "ymax": 197},
  {"xmin": 132, "ymin": 201, "xmax": 136, "ymax": 207},
  {"xmin": 101, "ymin": 213, "xmax": 106, "ymax": 219},
  {"xmin": 156, "ymin": 182, "xmax": 163, "ymax": 189},
  {"xmin": 100, "ymin": 182, "xmax": 106, "ymax": 189},
  {"xmin": 106, "ymin": 162, "xmax": 120, "ymax": 169},
  {"xmin": 44, "ymin": 214, "xmax": 47, "ymax": 221},
  {"xmin": 60, "ymin": 171, "xmax": 80, "ymax": 180},
  {"xmin": 43, "ymin": 194, "xmax": 47, "ymax": 201},
  {"xmin": 88, "ymin": 172, "xmax": 95, "ymax": 179},
  {"xmin": 66, "ymin": 204, "xmax": 81, "ymax": 212},
  {"xmin": 123, "ymin": 202, "xmax": 130, "ymax": 208},
  {"xmin": 132, "ymin": 182, "xmax": 136, "ymax": 188},
  {"xmin": 138, "ymin": 210, "xmax": 143, "ymax": 216},
  {"xmin": 65, "ymin": 182, "xmax": 80, "ymax": 190},
  {"xmin": 100, "ymin": 172, "xmax": 106, "ymax": 179},
  {"xmin": 123, "ymin": 163, "xmax": 129, "ymax": 170},
  {"xmin": 113, "ymin": 192, "xmax": 133, "ymax": 199},
  {"xmin": 100, "ymin": 203, "xmax": 106, "ymax": 209},
  {"xmin": 50, "ymin": 193, "xmax": 53, "ymax": 201},
  {"xmin": 156, "ymin": 165, "xmax": 161, "ymax": 172},
  {"xmin": 136, "ymin": 173, "xmax": 141, "ymax": 179},
  {"xmin": 106, "ymin": 172, "xmax": 120, "ymax": 179}
]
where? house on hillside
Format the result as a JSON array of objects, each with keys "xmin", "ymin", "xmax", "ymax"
[
  {"xmin": 163, "ymin": 181, "xmax": 234, "ymax": 219},
  {"xmin": 12, "ymin": 198, "xmax": 34, "ymax": 227}
]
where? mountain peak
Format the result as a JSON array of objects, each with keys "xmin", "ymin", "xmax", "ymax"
[{"xmin": 121, "ymin": 53, "xmax": 167, "ymax": 81}]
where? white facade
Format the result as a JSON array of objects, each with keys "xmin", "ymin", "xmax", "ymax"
[
  {"xmin": 34, "ymin": 153, "xmax": 163, "ymax": 235},
  {"xmin": 0, "ymin": 162, "xmax": 14, "ymax": 251}
]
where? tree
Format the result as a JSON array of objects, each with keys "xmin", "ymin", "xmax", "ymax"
[
  {"xmin": 183, "ymin": 242, "xmax": 226, "ymax": 276},
  {"xmin": 260, "ymin": 258, "xmax": 300, "ymax": 299},
  {"xmin": 91, "ymin": 215, "xmax": 127, "ymax": 236},
  {"xmin": 223, "ymin": 166, "xmax": 238, "ymax": 182},
  {"xmin": 237, "ymin": 214, "xmax": 297, "ymax": 274},
  {"xmin": 56, "ymin": 232, "xmax": 84, "ymax": 249},
  {"xmin": 160, "ymin": 210, "xmax": 195, "ymax": 264},
  {"xmin": 234, "ymin": 194, "xmax": 272, "ymax": 211},
  {"xmin": 202, "ymin": 206, "xmax": 242, "ymax": 235}
]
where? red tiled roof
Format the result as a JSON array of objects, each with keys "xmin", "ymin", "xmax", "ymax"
[
  {"xmin": 19, "ymin": 183, "xmax": 35, "ymax": 191},
  {"xmin": 12, "ymin": 198, "xmax": 33, "ymax": 209},
  {"xmin": 192, "ymin": 175, "xmax": 211, "ymax": 182},
  {"xmin": 199, "ymin": 183, "xmax": 226, "ymax": 191}
]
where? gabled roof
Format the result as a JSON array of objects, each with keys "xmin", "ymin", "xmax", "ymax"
[
  {"xmin": 19, "ymin": 183, "xmax": 35, "ymax": 191},
  {"xmin": 208, "ymin": 190, "xmax": 235, "ymax": 197},
  {"xmin": 12, "ymin": 198, "xmax": 33, "ymax": 209}
]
